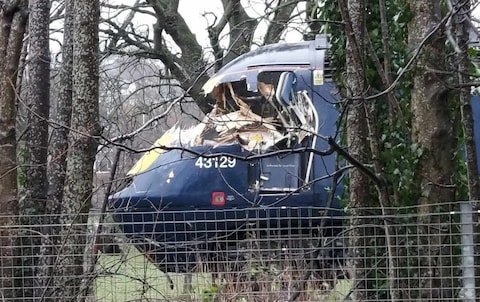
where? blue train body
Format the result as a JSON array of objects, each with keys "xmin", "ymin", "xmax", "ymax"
[{"xmin": 109, "ymin": 36, "xmax": 346, "ymax": 272}]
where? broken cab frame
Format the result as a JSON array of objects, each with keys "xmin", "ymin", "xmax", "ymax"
[{"xmin": 109, "ymin": 35, "xmax": 344, "ymax": 273}]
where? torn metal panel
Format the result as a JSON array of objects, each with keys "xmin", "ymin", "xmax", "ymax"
[
  {"xmin": 127, "ymin": 70, "xmax": 320, "ymax": 179},
  {"xmin": 156, "ymin": 72, "xmax": 317, "ymax": 157}
]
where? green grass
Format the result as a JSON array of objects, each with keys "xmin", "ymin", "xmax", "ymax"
[
  {"xmin": 325, "ymin": 280, "xmax": 353, "ymax": 301},
  {"xmin": 89, "ymin": 216, "xmax": 352, "ymax": 301},
  {"xmin": 94, "ymin": 246, "xmax": 213, "ymax": 301},
  {"xmin": 94, "ymin": 246, "xmax": 352, "ymax": 301}
]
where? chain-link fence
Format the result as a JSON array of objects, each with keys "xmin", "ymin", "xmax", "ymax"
[{"xmin": 1, "ymin": 201, "xmax": 479, "ymax": 301}]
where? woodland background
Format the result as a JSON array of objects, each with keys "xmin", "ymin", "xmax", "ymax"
[{"xmin": 1, "ymin": 0, "xmax": 480, "ymax": 301}]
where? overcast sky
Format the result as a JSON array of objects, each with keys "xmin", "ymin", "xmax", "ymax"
[
  {"xmin": 178, "ymin": 0, "xmax": 305, "ymax": 47},
  {"xmin": 178, "ymin": 0, "xmax": 224, "ymax": 47}
]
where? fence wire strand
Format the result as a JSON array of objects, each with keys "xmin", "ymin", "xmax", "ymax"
[{"xmin": 0, "ymin": 201, "xmax": 479, "ymax": 301}]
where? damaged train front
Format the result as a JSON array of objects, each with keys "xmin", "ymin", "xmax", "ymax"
[{"xmin": 107, "ymin": 37, "xmax": 339, "ymax": 273}]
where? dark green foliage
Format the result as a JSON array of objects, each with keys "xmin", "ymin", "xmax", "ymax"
[
  {"xmin": 313, "ymin": 0, "xmax": 469, "ymax": 299},
  {"xmin": 318, "ymin": 0, "xmax": 421, "ymax": 208}
]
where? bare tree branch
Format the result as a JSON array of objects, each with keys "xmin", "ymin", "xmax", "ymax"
[
  {"xmin": 263, "ymin": 0, "xmax": 298, "ymax": 44},
  {"xmin": 107, "ymin": 0, "xmax": 140, "ymax": 50}
]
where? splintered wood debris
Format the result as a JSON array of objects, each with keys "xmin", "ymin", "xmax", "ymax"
[{"xmin": 163, "ymin": 81, "xmax": 314, "ymax": 153}]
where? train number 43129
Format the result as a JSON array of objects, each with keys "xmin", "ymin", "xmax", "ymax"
[{"xmin": 194, "ymin": 156, "xmax": 236, "ymax": 169}]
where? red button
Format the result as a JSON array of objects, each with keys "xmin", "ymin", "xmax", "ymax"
[{"xmin": 211, "ymin": 192, "xmax": 225, "ymax": 206}]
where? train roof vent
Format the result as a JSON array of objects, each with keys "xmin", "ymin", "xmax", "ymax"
[
  {"xmin": 314, "ymin": 34, "xmax": 330, "ymax": 50},
  {"xmin": 313, "ymin": 35, "xmax": 334, "ymax": 79},
  {"xmin": 323, "ymin": 49, "xmax": 334, "ymax": 79}
]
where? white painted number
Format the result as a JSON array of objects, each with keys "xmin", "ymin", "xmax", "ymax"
[{"xmin": 195, "ymin": 156, "xmax": 236, "ymax": 169}]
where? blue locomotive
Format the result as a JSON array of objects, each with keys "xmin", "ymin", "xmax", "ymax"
[{"xmin": 109, "ymin": 35, "xmax": 344, "ymax": 273}]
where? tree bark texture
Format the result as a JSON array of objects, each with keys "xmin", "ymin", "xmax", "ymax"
[
  {"xmin": 451, "ymin": 0, "xmax": 480, "ymax": 298},
  {"xmin": 260, "ymin": 0, "xmax": 298, "ymax": 45},
  {"xmin": 16, "ymin": 0, "xmax": 51, "ymax": 300},
  {"xmin": 339, "ymin": 0, "xmax": 371, "ymax": 301},
  {"xmin": 147, "ymin": 0, "xmax": 212, "ymax": 113},
  {"xmin": 454, "ymin": 1, "xmax": 480, "ymax": 200},
  {"xmin": 219, "ymin": 0, "xmax": 257, "ymax": 64},
  {"xmin": 59, "ymin": 0, "xmax": 100, "ymax": 300},
  {"xmin": 40, "ymin": 0, "xmax": 74, "ymax": 299},
  {"xmin": 0, "ymin": 1, "xmax": 28, "ymax": 300},
  {"xmin": 408, "ymin": 1, "xmax": 456, "ymax": 300}
]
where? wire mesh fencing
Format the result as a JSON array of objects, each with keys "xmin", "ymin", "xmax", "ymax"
[{"xmin": 1, "ymin": 201, "xmax": 479, "ymax": 301}]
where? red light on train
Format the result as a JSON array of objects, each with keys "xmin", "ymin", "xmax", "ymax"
[{"xmin": 211, "ymin": 192, "xmax": 225, "ymax": 206}]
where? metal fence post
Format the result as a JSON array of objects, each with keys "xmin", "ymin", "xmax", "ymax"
[{"xmin": 460, "ymin": 201, "xmax": 476, "ymax": 302}]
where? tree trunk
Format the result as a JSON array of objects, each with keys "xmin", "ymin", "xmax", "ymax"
[
  {"xmin": 339, "ymin": 0, "xmax": 371, "ymax": 301},
  {"xmin": 452, "ymin": 1, "xmax": 480, "ymax": 298},
  {"xmin": 0, "ymin": 1, "xmax": 28, "ymax": 300},
  {"xmin": 59, "ymin": 0, "xmax": 100, "ymax": 300},
  {"xmin": 109, "ymin": 1, "xmax": 301, "ymax": 114},
  {"xmin": 407, "ymin": 1, "xmax": 456, "ymax": 300},
  {"xmin": 40, "ymin": 0, "xmax": 74, "ymax": 299},
  {"xmin": 148, "ymin": 0, "xmax": 212, "ymax": 113},
  {"xmin": 454, "ymin": 1, "xmax": 480, "ymax": 200},
  {"xmin": 220, "ymin": 0, "xmax": 257, "ymax": 64},
  {"xmin": 16, "ymin": 0, "xmax": 51, "ymax": 300},
  {"xmin": 260, "ymin": 0, "xmax": 297, "ymax": 45}
]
